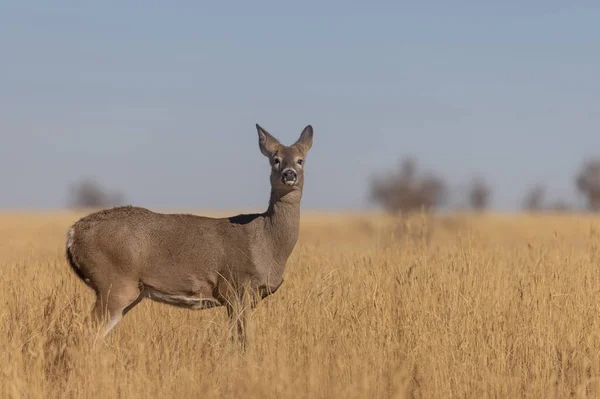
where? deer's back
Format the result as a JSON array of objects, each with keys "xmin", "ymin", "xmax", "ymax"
[{"xmin": 70, "ymin": 206, "xmax": 269, "ymax": 293}]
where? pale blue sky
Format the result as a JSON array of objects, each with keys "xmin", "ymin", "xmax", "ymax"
[{"xmin": 1, "ymin": 1, "xmax": 599, "ymax": 210}]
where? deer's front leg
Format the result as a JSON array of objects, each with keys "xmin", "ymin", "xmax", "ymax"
[
  {"xmin": 225, "ymin": 283, "xmax": 254, "ymax": 351},
  {"xmin": 226, "ymin": 302, "xmax": 248, "ymax": 350}
]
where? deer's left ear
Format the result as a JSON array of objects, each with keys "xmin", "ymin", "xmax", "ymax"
[{"xmin": 294, "ymin": 125, "xmax": 313, "ymax": 154}]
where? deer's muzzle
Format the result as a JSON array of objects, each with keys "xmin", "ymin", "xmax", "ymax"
[{"xmin": 282, "ymin": 169, "xmax": 297, "ymax": 186}]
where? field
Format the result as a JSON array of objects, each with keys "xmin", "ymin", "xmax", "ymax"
[{"xmin": 2, "ymin": 210, "xmax": 600, "ymax": 398}]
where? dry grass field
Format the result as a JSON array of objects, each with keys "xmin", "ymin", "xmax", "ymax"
[{"xmin": 2, "ymin": 210, "xmax": 600, "ymax": 398}]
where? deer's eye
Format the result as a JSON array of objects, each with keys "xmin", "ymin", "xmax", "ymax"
[
  {"xmin": 297, "ymin": 159, "xmax": 304, "ymax": 166},
  {"xmin": 273, "ymin": 158, "xmax": 281, "ymax": 165}
]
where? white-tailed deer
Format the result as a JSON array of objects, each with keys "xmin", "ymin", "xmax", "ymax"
[{"xmin": 65, "ymin": 124, "xmax": 313, "ymax": 345}]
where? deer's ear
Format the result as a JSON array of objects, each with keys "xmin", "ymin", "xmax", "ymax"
[
  {"xmin": 256, "ymin": 124, "xmax": 281, "ymax": 157},
  {"xmin": 294, "ymin": 125, "xmax": 313, "ymax": 154}
]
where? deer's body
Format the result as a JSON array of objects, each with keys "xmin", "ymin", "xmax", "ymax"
[{"xmin": 66, "ymin": 124, "xmax": 313, "ymax": 340}]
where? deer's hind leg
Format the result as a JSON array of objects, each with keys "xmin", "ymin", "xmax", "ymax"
[{"xmin": 91, "ymin": 279, "xmax": 144, "ymax": 337}]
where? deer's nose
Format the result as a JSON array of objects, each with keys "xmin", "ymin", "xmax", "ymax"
[{"xmin": 282, "ymin": 169, "xmax": 297, "ymax": 181}]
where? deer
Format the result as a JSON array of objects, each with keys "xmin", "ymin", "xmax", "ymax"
[{"xmin": 65, "ymin": 124, "xmax": 313, "ymax": 346}]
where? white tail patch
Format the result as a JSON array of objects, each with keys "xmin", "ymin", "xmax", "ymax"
[{"xmin": 67, "ymin": 227, "xmax": 75, "ymax": 250}]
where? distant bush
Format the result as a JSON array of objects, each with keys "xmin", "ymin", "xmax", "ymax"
[
  {"xmin": 522, "ymin": 185, "xmax": 546, "ymax": 212},
  {"xmin": 575, "ymin": 159, "xmax": 600, "ymax": 211},
  {"xmin": 522, "ymin": 184, "xmax": 572, "ymax": 212},
  {"xmin": 67, "ymin": 178, "xmax": 125, "ymax": 209},
  {"xmin": 369, "ymin": 158, "xmax": 447, "ymax": 214},
  {"xmin": 468, "ymin": 177, "xmax": 492, "ymax": 211}
]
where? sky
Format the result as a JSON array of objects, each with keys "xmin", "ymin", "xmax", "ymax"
[{"xmin": 1, "ymin": 1, "xmax": 599, "ymax": 211}]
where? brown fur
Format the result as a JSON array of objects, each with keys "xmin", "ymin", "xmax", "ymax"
[{"xmin": 66, "ymin": 124, "xmax": 313, "ymax": 344}]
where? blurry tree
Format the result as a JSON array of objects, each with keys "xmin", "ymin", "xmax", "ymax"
[
  {"xmin": 468, "ymin": 177, "xmax": 492, "ymax": 210},
  {"xmin": 522, "ymin": 185, "xmax": 546, "ymax": 211},
  {"xmin": 575, "ymin": 159, "xmax": 600, "ymax": 211},
  {"xmin": 68, "ymin": 178, "xmax": 126, "ymax": 209},
  {"xmin": 370, "ymin": 158, "xmax": 447, "ymax": 214}
]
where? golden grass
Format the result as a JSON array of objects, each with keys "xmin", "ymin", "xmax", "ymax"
[{"xmin": 2, "ymin": 210, "xmax": 600, "ymax": 398}]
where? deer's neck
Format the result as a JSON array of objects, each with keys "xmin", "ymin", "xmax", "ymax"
[{"xmin": 264, "ymin": 189, "xmax": 302, "ymax": 263}]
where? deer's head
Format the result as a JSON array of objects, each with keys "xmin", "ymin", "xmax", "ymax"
[{"xmin": 256, "ymin": 124, "xmax": 313, "ymax": 195}]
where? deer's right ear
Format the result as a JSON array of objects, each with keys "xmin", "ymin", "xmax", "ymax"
[{"xmin": 256, "ymin": 124, "xmax": 280, "ymax": 157}]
